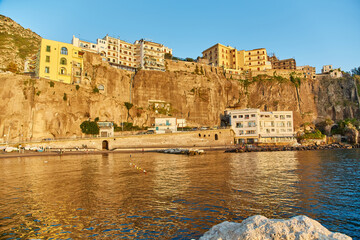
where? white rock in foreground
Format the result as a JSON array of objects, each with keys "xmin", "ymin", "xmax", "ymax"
[{"xmin": 199, "ymin": 215, "xmax": 352, "ymax": 240}]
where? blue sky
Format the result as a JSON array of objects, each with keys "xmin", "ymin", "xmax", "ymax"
[{"xmin": 1, "ymin": 0, "xmax": 359, "ymax": 72}]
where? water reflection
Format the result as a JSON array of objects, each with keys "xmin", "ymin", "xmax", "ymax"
[{"xmin": 0, "ymin": 150, "xmax": 359, "ymax": 239}]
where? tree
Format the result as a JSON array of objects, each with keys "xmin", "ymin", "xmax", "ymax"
[
  {"xmin": 80, "ymin": 120, "xmax": 99, "ymax": 135},
  {"xmin": 351, "ymin": 66, "xmax": 360, "ymax": 76},
  {"xmin": 6, "ymin": 62, "xmax": 18, "ymax": 73},
  {"xmin": 165, "ymin": 53, "xmax": 172, "ymax": 59},
  {"xmin": 124, "ymin": 102, "xmax": 133, "ymax": 121},
  {"xmin": 185, "ymin": 57, "xmax": 195, "ymax": 62}
]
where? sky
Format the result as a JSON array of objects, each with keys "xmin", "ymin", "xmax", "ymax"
[{"xmin": 1, "ymin": 0, "xmax": 359, "ymax": 72}]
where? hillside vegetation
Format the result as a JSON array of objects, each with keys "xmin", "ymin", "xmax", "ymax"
[{"xmin": 0, "ymin": 15, "xmax": 41, "ymax": 71}]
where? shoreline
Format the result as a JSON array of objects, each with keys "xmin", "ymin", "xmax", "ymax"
[{"xmin": 0, "ymin": 144, "xmax": 359, "ymax": 159}]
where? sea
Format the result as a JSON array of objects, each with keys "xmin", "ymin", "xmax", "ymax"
[{"xmin": 0, "ymin": 149, "xmax": 359, "ymax": 239}]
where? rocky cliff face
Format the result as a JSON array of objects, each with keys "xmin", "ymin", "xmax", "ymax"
[
  {"xmin": 1, "ymin": 55, "xmax": 359, "ymax": 141},
  {"xmin": 0, "ymin": 15, "xmax": 41, "ymax": 71},
  {"xmin": 133, "ymin": 60, "xmax": 359, "ymax": 128}
]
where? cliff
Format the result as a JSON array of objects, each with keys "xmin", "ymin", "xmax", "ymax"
[
  {"xmin": 1, "ymin": 54, "xmax": 359, "ymax": 142},
  {"xmin": 133, "ymin": 60, "xmax": 359, "ymax": 127}
]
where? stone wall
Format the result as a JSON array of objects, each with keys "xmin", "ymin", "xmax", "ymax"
[{"xmin": 12, "ymin": 129, "xmax": 234, "ymax": 150}]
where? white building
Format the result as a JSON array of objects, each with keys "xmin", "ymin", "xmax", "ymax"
[
  {"xmin": 73, "ymin": 35, "xmax": 172, "ymax": 72},
  {"xmin": 177, "ymin": 119, "xmax": 186, "ymax": 128},
  {"xmin": 98, "ymin": 122, "xmax": 114, "ymax": 137},
  {"xmin": 134, "ymin": 39, "xmax": 166, "ymax": 71},
  {"xmin": 154, "ymin": 118, "xmax": 177, "ymax": 133},
  {"xmin": 227, "ymin": 109, "xmax": 295, "ymax": 144}
]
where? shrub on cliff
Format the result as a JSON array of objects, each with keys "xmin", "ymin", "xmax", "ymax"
[
  {"xmin": 165, "ymin": 53, "xmax": 172, "ymax": 59},
  {"xmin": 6, "ymin": 62, "xmax": 18, "ymax": 73},
  {"xmin": 80, "ymin": 120, "xmax": 99, "ymax": 135},
  {"xmin": 298, "ymin": 129, "xmax": 325, "ymax": 140},
  {"xmin": 351, "ymin": 66, "xmax": 360, "ymax": 76}
]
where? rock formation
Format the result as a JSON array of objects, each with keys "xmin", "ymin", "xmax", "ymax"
[
  {"xmin": 199, "ymin": 215, "xmax": 352, "ymax": 240},
  {"xmin": 0, "ymin": 15, "xmax": 41, "ymax": 71}
]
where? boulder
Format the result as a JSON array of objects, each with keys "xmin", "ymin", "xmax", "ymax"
[{"xmin": 199, "ymin": 215, "xmax": 351, "ymax": 240}]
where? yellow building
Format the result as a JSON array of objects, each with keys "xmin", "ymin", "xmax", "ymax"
[
  {"xmin": 202, "ymin": 43, "xmax": 271, "ymax": 72},
  {"xmin": 36, "ymin": 38, "xmax": 84, "ymax": 84}
]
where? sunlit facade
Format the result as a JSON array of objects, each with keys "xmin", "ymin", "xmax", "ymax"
[
  {"xmin": 228, "ymin": 108, "xmax": 295, "ymax": 144},
  {"xmin": 202, "ymin": 43, "xmax": 272, "ymax": 72},
  {"xmin": 36, "ymin": 38, "xmax": 84, "ymax": 84}
]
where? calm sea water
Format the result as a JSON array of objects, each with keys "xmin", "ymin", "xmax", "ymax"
[{"xmin": 0, "ymin": 149, "xmax": 359, "ymax": 239}]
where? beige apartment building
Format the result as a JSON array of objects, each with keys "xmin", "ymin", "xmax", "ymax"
[
  {"xmin": 134, "ymin": 39, "xmax": 166, "ymax": 71},
  {"xmin": 227, "ymin": 108, "xmax": 295, "ymax": 144},
  {"xmin": 202, "ymin": 43, "xmax": 271, "ymax": 72},
  {"xmin": 72, "ymin": 35, "xmax": 171, "ymax": 72},
  {"xmin": 296, "ymin": 65, "xmax": 316, "ymax": 79}
]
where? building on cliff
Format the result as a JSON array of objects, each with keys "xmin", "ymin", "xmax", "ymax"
[
  {"xmin": 134, "ymin": 39, "xmax": 166, "ymax": 71},
  {"xmin": 227, "ymin": 109, "xmax": 294, "ymax": 144},
  {"xmin": 296, "ymin": 65, "xmax": 316, "ymax": 79},
  {"xmin": 268, "ymin": 54, "xmax": 296, "ymax": 70},
  {"xmin": 35, "ymin": 38, "xmax": 84, "ymax": 84},
  {"xmin": 72, "ymin": 35, "xmax": 171, "ymax": 71},
  {"xmin": 201, "ymin": 43, "xmax": 272, "ymax": 73},
  {"xmin": 316, "ymin": 64, "xmax": 343, "ymax": 79}
]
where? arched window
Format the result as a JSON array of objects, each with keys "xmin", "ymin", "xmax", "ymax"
[
  {"xmin": 60, "ymin": 58, "xmax": 67, "ymax": 65},
  {"xmin": 61, "ymin": 47, "xmax": 68, "ymax": 55},
  {"xmin": 60, "ymin": 67, "xmax": 67, "ymax": 75},
  {"xmin": 98, "ymin": 84, "xmax": 104, "ymax": 91}
]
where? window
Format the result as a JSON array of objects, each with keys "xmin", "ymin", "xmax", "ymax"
[
  {"xmin": 245, "ymin": 115, "xmax": 249, "ymax": 119},
  {"xmin": 280, "ymin": 115, "xmax": 285, "ymax": 120},
  {"xmin": 286, "ymin": 115, "xmax": 291, "ymax": 118},
  {"xmin": 61, "ymin": 47, "xmax": 68, "ymax": 55},
  {"xmin": 60, "ymin": 58, "xmax": 67, "ymax": 65},
  {"xmin": 45, "ymin": 67, "xmax": 49, "ymax": 73},
  {"xmin": 239, "ymin": 115, "xmax": 243, "ymax": 118},
  {"xmin": 233, "ymin": 115, "xmax": 237, "ymax": 118},
  {"xmin": 287, "ymin": 122, "xmax": 292, "ymax": 127},
  {"xmin": 248, "ymin": 121, "xmax": 256, "ymax": 127},
  {"xmin": 60, "ymin": 67, "xmax": 66, "ymax": 75},
  {"xmin": 236, "ymin": 123, "xmax": 243, "ymax": 128},
  {"xmin": 46, "ymin": 46, "xmax": 51, "ymax": 52},
  {"xmin": 46, "ymin": 56, "xmax": 50, "ymax": 62},
  {"xmin": 251, "ymin": 114, "xmax": 255, "ymax": 117}
]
